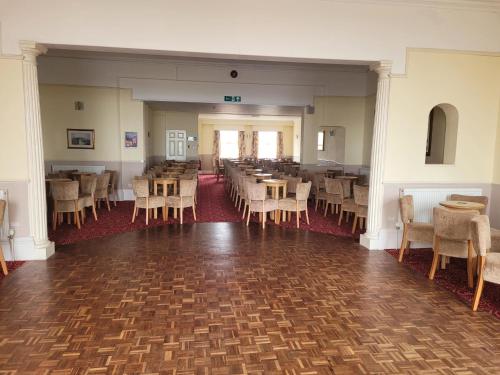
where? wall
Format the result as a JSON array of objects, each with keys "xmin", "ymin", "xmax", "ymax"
[
  {"xmin": 302, "ymin": 96, "xmax": 375, "ymax": 172},
  {"xmin": 318, "ymin": 126, "xmax": 346, "ymax": 164},
  {"xmin": 2, "ymin": 1, "xmax": 500, "ymax": 74},
  {"xmin": 382, "ymin": 50, "xmax": 500, "ymax": 246},
  {"xmin": 39, "ymin": 84, "xmax": 146, "ymax": 196},
  {"xmin": 198, "ymin": 118, "xmax": 296, "ymax": 170},
  {"xmin": 0, "ymin": 57, "xmax": 30, "ymax": 239},
  {"xmin": 150, "ymin": 111, "xmax": 199, "ymax": 165}
]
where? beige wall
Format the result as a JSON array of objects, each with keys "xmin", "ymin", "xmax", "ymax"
[
  {"xmin": 150, "ymin": 110, "xmax": 199, "ymax": 162},
  {"xmin": 385, "ymin": 50, "xmax": 500, "ymax": 184},
  {"xmin": 302, "ymin": 96, "xmax": 375, "ymax": 167},
  {"xmin": 0, "ymin": 58, "xmax": 28, "ymax": 180}
]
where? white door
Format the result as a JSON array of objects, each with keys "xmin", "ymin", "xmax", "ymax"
[{"xmin": 166, "ymin": 130, "xmax": 187, "ymax": 161}]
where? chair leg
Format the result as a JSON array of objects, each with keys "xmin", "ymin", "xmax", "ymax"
[
  {"xmin": 429, "ymin": 236, "xmax": 440, "ymax": 280},
  {"xmin": 106, "ymin": 197, "xmax": 111, "ymax": 211},
  {"xmin": 52, "ymin": 209, "xmax": 57, "ymax": 231},
  {"xmin": 305, "ymin": 208, "xmax": 310, "ymax": 225},
  {"xmin": 192, "ymin": 206, "xmax": 197, "ymax": 221},
  {"xmin": 146, "ymin": 206, "xmax": 149, "ymax": 225},
  {"xmin": 398, "ymin": 227, "xmax": 408, "ymax": 263},
  {"xmin": 472, "ymin": 256, "xmax": 485, "ymax": 311},
  {"xmin": 338, "ymin": 210, "xmax": 343, "ymax": 225},
  {"xmin": 180, "ymin": 207, "xmax": 183, "ymax": 224},
  {"xmin": 242, "ymin": 204, "xmax": 247, "ymax": 219},
  {"xmin": 246, "ymin": 209, "xmax": 251, "ymax": 226},
  {"xmin": 92, "ymin": 203, "xmax": 98, "ymax": 221},
  {"xmin": 0, "ymin": 244, "xmax": 8, "ymax": 276},
  {"xmin": 352, "ymin": 214, "xmax": 358, "ymax": 234},
  {"xmin": 113, "ymin": 191, "xmax": 117, "ymax": 207},
  {"xmin": 323, "ymin": 202, "xmax": 329, "ymax": 217},
  {"xmin": 74, "ymin": 201, "xmax": 81, "ymax": 229},
  {"xmin": 315, "ymin": 198, "xmax": 319, "ymax": 211},
  {"xmin": 296, "ymin": 211, "xmax": 299, "ymax": 228},
  {"xmin": 162, "ymin": 207, "xmax": 166, "ymax": 221},
  {"xmin": 263, "ymin": 211, "xmax": 266, "ymax": 229},
  {"xmin": 467, "ymin": 240, "xmax": 474, "ymax": 289}
]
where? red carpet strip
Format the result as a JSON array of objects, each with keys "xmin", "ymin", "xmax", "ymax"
[
  {"xmin": 49, "ymin": 174, "xmax": 362, "ymax": 246},
  {"xmin": 386, "ymin": 248, "xmax": 500, "ymax": 318},
  {"xmin": 0, "ymin": 261, "xmax": 26, "ymax": 282}
]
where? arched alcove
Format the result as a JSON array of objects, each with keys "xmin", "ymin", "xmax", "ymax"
[{"xmin": 425, "ymin": 103, "xmax": 458, "ymax": 165}]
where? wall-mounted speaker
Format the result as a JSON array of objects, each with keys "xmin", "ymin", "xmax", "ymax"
[{"xmin": 306, "ymin": 105, "xmax": 315, "ymax": 114}]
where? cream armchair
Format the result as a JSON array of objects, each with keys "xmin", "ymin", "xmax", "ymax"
[
  {"xmin": 245, "ymin": 182, "xmax": 278, "ymax": 229},
  {"xmin": 398, "ymin": 195, "xmax": 434, "ymax": 262},
  {"xmin": 470, "ymin": 215, "xmax": 500, "ymax": 311},
  {"xmin": 278, "ymin": 181, "xmax": 312, "ymax": 228},
  {"xmin": 429, "ymin": 207, "xmax": 479, "ymax": 288},
  {"xmin": 166, "ymin": 179, "xmax": 197, "ymax": 224},
  {"xmin": 132, "ymin": 179, "xmax": 166, "ymax": 225}
]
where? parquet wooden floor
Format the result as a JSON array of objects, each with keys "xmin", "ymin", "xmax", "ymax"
[{"xmin": 0, "ymin": 223, "xmax": 499, "ymax": 374}]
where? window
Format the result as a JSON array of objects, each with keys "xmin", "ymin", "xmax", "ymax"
[
  {"xmin": 219, "ymin": 130, "xmax": 239, "ymax": 159},
  {"xmin": 258, "ymin": 131, "xmax": 277, "ymax": 159},
  {"xmin": 318, "ymin": 130, "xmax": 325, "ymax": 151},
  {"xmin": 425, "ymin": 103, "xmax": 458, "ymax": 165}
]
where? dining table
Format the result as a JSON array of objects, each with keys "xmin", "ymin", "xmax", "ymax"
[
  {"xmin": 335, "ymin": 175, "xmax": 358, "ymax": 197},
  {"xmin": 153, "ymin": 177, "xmax": 178, "ymax": 219},
  {"xmin": 439, "ymin": 200, "xmax": 485, "ymax": 211},
  {"xmin": 253, "ymin": 173, "xmax": 273, "ymax": 181}
]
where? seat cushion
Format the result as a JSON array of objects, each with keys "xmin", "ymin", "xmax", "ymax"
[
  {"xmin": 278, "ymin": 198, "xmax": 307, "ymax": 212},
  {"xmin": 136, "ymin": 195, "xmax": 166, "ymax": 209},
  {"xmin": 407, "ymin": 222, "xmax": 434, "ymax": 243},
  {"xmin": 249, "ymin": 199, "xmax": 278, "ymax": 212},
  {"xmin": 484, "ymin": 253, "xmax": 500, "ymax": 285},
  {"xmin": 166, "ymin": 195, "xmax": 194, "ymax": 208},
  {"xmin": 341, "ymin": 199, "xmax": 357, "ymax": 213}
]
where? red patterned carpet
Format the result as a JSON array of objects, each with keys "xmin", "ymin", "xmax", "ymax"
[
  {"xmin": 0, "ymin": 261, "xmax": 25, "ymax": 281},
  {"xmin": 49, "ymin": 174, "xmax": 362, "ymax": 246},
  {"xmin": 386, "ymin": 248, "xmax": 500, "ymax": 318}
]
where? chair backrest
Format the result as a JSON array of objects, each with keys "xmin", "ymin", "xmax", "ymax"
[
  {"xmin": 450, "ymin": 194, "xmax": 488, "ymax": 214},
  {"xmin": 471, "ymin": 215, "xmax": 490, "ymax": 257},
  {"xmin": 312, "ymin": 173, "xmax": 325, "ymax": 191},
  {"xmin": 179, "ymin": 179, "xmax": 197, "ymax": 197},
  {"xmin": 0, "ymin": 200, "xmax": 5, "ymax": 226},
  {"xmin": 51, "ymin": 181, "xmax": 79, "ymax": 201},
  {"xmin": 353, "ymin": 185, "xmax": 368, "ymax": 206},
  {"xmin": 96, "ymin": 173, "xmax": 111, "ymax": 191},
  {"xmin": 246, "ymin": 182, "xmax": 266, "ymax": 201},
  {"xmin": 296, "ymin": 181, "xmax": 312, "ymax": 201},
  {"xmin": 433, "ymin": 206, "xmax": 478, "ymax": 241},
  {"xmin": 105, "ymin": 170, "xmax": 118, "ymax": 188},
  {"xmin": 80, "ymin": 175, "xmax": 97, "ymax": 196},
  {"xmin": 335, "ymin": 178, "xmax": 351, "ymax": 198},
  {"xmin": 282, "ymin": 175, "xmax": 302, "ymax": 194},
  {"xmin": 184, "ymin": 169, "xmax": 198, "ymax": 175},
  {"xmin": 133, "ymin": 179, "xmax": 150, "ymax": 198},
  {"xmin": 399, "ymin": 195, "xmax": 414, "ymax": 223},
  {"xmin": 324, "ymin": 177, "xmax": 343, "ymax": 196},
  {"xmin": 179, "ymin": 173, "xmax": 196, "ymax": 180}
]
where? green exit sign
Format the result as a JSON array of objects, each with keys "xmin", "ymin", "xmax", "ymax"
[{"xmin": 224, "ymin": 96, "xmax": 241, "ymax": 103}]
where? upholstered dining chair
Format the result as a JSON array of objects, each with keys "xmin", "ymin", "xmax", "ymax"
[
  {"xmin": 337, "ymin": 188, "xmax": 357, "ymax": 226},
  {"xmin": 429, "ymin": 206, "xmax": 479, "ymax": 288},
  {"xmin": 352, "ymin": 185, "xmax": 369, "ymax": 234},
  {"xmin": 132, "ymin": 179, "xmax": 166, "ymax": 225},
  {"xmin": 0, "ymin": 200, "xmax": 8, "ymax": 275},
  {"xmin": 245, "ymin": 182, "xmax": 278, "ymax": 229},
  {"xmin": 79, "ymin": 174, "xmax": 98, "ymax": 223},
  {"xmin": 313, "ymin": 173, "xmax": 327, "ymax": 211},
  {"xmin": 398, "ymin": 195, "xmax": 434, "ymax": 262},
  {"xmin": 105, "ymin": 170, "xmax": 119, "ymax": 207},
  {"xmin": 450, "ymin": 194, "xmax": 488, "ymax": 215},
  {"xmin": 470, "ymin": 215, "xmax": 500, "ymax": 311},
  {"xmin": 95, "ymin": 173, "xmax": 111, "ymax": 211},
  {"xmin": 323, "ymin": 178, "xmax": 343, "ymax": 217},
  {"xmin": 166, "ymin": 179, "xmax": 197, "ymax": 224},
  {"xmin": 240, "ymin": 176, "xmax": 257, "ymax": 219},
  {"xmin": 282, "ymin": 175, "xmax": 302, "ymax": 197},
  {"xmin": 51, "ymin": 180, "xmax": 82, "ymax": 230},
  {"xmin": 278, "ymin": 181, "xmax": 312, "ymax": 228}
]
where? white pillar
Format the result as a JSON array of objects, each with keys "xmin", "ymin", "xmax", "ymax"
[
  {"xmin": 20, "ymin": 41, "xmax": 55, "ymax": 259},
  {"xmin": 360, "ymin": 61, "xmax": 391, "ymax": 250}
]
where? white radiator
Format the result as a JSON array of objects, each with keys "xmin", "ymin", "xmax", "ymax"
[
  {"xmin": 400, "ymin": 187, "xmax": 483, "ymax": 223},
  {"xmin": 52, "ymin": 164, "xmax": 105, "ymax": 174},
  {"xmin": 0, "ymin": 190, "xmax": 9, "ymax": 241}
]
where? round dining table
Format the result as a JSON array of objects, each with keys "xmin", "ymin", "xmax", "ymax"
[{"xmin": 439, "ymin": 200, "xmax": 485, "ymax": 211}]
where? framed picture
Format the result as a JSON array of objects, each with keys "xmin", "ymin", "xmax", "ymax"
[
  {"xmin": 125, "ymin": 131, "xmax": 138, "ymax": 148},
  {"xmin": 67, "ymin": 129, "xmax": 95, "ymax": 149}
]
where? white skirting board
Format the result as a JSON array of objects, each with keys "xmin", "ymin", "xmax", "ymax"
[{"xmin": 1, "ymin": 237, "xmax": 55, "ymax": 260}]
